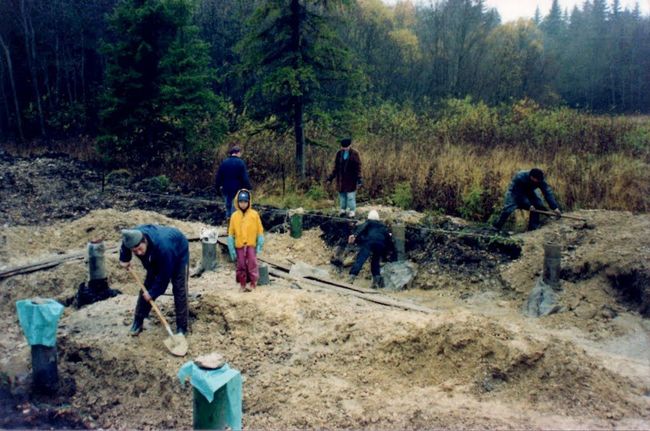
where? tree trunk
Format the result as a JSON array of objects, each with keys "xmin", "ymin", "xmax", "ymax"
[
  {"xmin": 290, "ymin": 0, "xmax": 306, "ymax": 180},
  {"xmin": 0, "ymin": 58, "xmax": 9, "ymax": 135},
  {"xmin": 0, "ymin": 35, "xmax": 25, "ymax": 141},
  {"xmin": 55, "ymin": 35, "xmax": 61, "ymax": 106},
  {"xmin": 293, "ymin": 96, "xmax": 305, "ymax": 180},
  {"xmin": 81, "ymin": 32, "xmax": 86, "ymax": 108},
  {"xmin": 20, "ymin": 0, "xmax": 46, "ymax": 137}
]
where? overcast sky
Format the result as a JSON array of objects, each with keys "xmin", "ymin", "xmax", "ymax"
[
  {"xmin": 485, "ymin": 0, "xmax": 649, "ymax": 22},
  {"xmin": 382, "ymin": 0, "xmax": 650, "ymax": 22}
]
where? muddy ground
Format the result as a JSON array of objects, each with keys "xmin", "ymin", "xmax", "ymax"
[{"xmin": 1, "ymin": 153, "xmax": 649, "ymax": 429}]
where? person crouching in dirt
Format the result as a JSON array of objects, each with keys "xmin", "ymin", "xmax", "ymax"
[
  {"xmin": 348, "ymin": 210, "xmax": 392, "ymax": 288},
  {"xmin": 227, "ymin": 189, "xmax": 264, "ymax": 292},
  {"xmin": 493, "ymin": 168, "xmax": 561, "ymax": 232},
  {"xmin": 119, "ymin": 225, "xmax": 189, "ymax": 336}
]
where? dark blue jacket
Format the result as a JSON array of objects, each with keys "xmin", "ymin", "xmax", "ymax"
[
  {"xmin": 353, "ymin": 220, "xmax": 392, "ymax": 250},
  {"xmin": 507, "ymin": 170, "xmax": 559, "ymax": 210},
  {"xmin": 120, "ymin": 225, "xmax": 189, "ymax": 299},
  {"xmin": 215, "ymin": 156, "xmax": 252, "ymax": 199}
]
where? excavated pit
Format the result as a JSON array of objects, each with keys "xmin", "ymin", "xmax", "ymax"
[
  {"xmin": 607, "ymin": 267, "xmax": 650, "ymax": 317},
  {"xmin": 1, "ymin": 153, "xmax": 649, "ymax": 429}
]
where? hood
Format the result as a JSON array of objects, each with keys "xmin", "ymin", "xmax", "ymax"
[{"xmin": 234, "ymin": 188, "xmax": 253, "ymax": 210}]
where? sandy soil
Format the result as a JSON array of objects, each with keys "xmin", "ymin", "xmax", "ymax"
[{"xmin": 1, "ymin": 206, "xmax": 649, "ymax": 429}]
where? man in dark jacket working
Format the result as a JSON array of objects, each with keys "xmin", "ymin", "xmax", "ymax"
[
  {"xmin": 348, "ymin": 210, "xmax": 392, "ymax": 288},
  {"xmin": 493, "ymin": 168, "xmax": 561, "ymax": 232},
  {"xmin": 215, "ymin": 146, "xmax": 253, "ymax": 218},
  {"xmin": 119, "ymin": 225, "xmax": 189, "ymax": 336}
]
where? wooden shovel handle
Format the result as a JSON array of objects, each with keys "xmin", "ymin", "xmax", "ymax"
[
  {"xmin": 530, "ymin": 208, "xmax": 587, "ymax": 221},
  {"xmin": 128, "ymin": 269, "xmax": 175, "ymax": 338}
]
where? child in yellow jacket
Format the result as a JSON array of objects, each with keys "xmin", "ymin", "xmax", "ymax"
[{"xmin": 227, "ymin": 189, "xmax": 264, "ymax": 291}]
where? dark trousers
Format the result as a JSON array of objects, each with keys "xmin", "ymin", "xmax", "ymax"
[
  {"xmin": 350, "ymin": 242, "xmax": 383, "ymax": 277},
  {"xmin": 134, "ymin": 263, "xmax": 189, "ymax": 333},
  {"xmin": 493, "ymin": 192, "xmax": 547, "ymax": 231},
  {"xmin": 223, "ymin": 194, "xmax": 235, "ymax": 218}
]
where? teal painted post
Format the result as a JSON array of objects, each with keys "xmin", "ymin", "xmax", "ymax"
[
  {"xmin": 290, "ymin": 214, "xmax": 303, "ymax": 239},
  {"xmin": 193, "ymin": 386, "xmax": 229, "ymax": 430}
]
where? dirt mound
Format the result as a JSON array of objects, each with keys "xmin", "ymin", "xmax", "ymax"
[
  {"xmin": 1, "ymin": 209, "xmax": 210, "ymax": 269},
  {"xmin": 501, "ymin": 210, "xmax": 650, "ymax": 320},
  {"xmin": 9, "ymin": 281, "xmax": 641, "ymax": 430},
  {"xmin": 1, "ymin": 206, "xmax": 649, "ymax": 429}
]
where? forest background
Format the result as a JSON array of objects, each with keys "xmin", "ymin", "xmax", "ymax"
[{"xmin": 0, "ymin": 0, "xmax": 648, "ymax": 222}]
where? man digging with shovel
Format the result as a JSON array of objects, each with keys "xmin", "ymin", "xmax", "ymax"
[{"xmin": 119, "ymin": 226, "xmax": 190, "ymax": 351}]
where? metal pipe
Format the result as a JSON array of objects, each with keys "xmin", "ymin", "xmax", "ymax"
[
  {"xmin": 87, "ymin": 240, "xmax": 106, "ymax": 281},
  {"xmin": 391, "ymin": 224, "xmax": 406, "ymax": 262},
  {"xmin": 31, "ymin": 344, "xmax": 58, "ymax": 394},
  {"xmin": 543, "ymin": 242, "xmax": 561, "ymax": 290}
]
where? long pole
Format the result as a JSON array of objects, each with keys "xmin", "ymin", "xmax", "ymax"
[{"xmin": 530, "ymin": 209, "xmax": 587, "ymax": 222}]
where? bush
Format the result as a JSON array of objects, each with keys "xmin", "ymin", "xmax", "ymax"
[
  {"xmin": 459, "ymin": 171, "xmax": 503, "ymax": 222},
  {"xmin": 138, "ymin": 175, "xmax": 172, "ymax": 193},
  {"xmin": 105, "ymin": 169, "xmax": 132, "ymax": 187},
  {"xmin": 391, "ymin": 181, "xmax": 413, "ymax": 209},
  {"xmin": 306, "ymin": 184, "xmax": 327, "ymax": 201}
]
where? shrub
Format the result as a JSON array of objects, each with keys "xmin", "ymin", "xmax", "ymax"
[
  {"xmin": 138, "ymin": 175, "xmax": 171, "ymax": 193},
  {"xmin": 105, "ymin": 169, "xmax": 132, "ymax": 187},
  {"xmin": 306, "ymin": 184, "xmax": 327, "ymax": 201},
  {"xmin": 391, "ymin": 181, "xmax": 413, "ymax": 209}
]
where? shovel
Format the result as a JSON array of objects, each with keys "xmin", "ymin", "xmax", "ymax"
[
  {"xmin": 530, "ymin": 208, "xmax": 588, "ymax": 222},
  {"xmin": 128, "ymin": 269, "xmax": 188, "ymax": 357}
]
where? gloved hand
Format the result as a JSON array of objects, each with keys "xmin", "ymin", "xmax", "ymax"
[
  {"xmin": 553, "ymin": 208, "xmax": 562, "ymax": 218},
  {"xmin": 227, "ymin": 235, "xmax": 236, "ymax": 261},
  {"xmin": 256, "ymin": 234, "xmax": 264, "ymax": 254},
  {"xmin": 529, "ymin": 205, "xmax": 536, "ymax": 212}
]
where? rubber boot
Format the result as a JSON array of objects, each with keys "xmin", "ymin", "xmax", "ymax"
[
  {"xmin": 129, "ymin": 320, "xmax": 143, "ymax": 336},
  {"xmin": 371, "ymin": 275, "xmax": 384, "ymax": 289}
]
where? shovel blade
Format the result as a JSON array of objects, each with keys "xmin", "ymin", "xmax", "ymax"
[{"xmin": 163, "ymin": 334, "xmax": 188, "ymax": 357}]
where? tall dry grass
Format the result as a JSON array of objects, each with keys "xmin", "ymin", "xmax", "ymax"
[
  {"xmin": 4, "ymin": 100, "xmax": 648, "ymax": 219},
  {"xmin": 237, "ymin": 100, "xmax": 650, "ymax": 219}
]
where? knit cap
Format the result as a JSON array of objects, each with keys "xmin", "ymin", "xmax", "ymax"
[{"xmin": 121, "ymin": 229, "xmax": 143, "ymax": 248}]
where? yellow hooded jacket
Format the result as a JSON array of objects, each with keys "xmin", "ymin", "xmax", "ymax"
[{"xmin": 228, "ymin": 189, "xmax": 264, "ymax": 248}]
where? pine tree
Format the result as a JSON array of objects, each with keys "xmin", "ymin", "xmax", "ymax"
[
  {"xmin": 533, "ymin": 6, "xmax": 542, "ymax": 25},
  {"xmin": 99, "ymin": 0, "xmax": 226, "ymax": 167},
  {"xmin": 238, "ymin": 0, "xmax": 362, "ymax": 180}
]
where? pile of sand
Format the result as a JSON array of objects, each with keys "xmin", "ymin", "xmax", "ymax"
[{"xmin": 1, "ymin": 209, "xmax": 649, "ymax": 429}]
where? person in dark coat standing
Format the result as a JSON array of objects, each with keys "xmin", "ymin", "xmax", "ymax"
[
  {"xmin": 493, "ymin": 168, "xmax": 561, "ymax": 231},
  {"xmin": 215, "ymin": 146, "xmax": 253, "ymax": 218},
  {"xmin": 327, "ymin": 137, "xmax": 362, "ymax": 217},
  {"xmin": 119, "ymin": 225, "xmax": 190, "ymax": 336},
  {"xmin": 348, "ymin": 210, "xmax": 392, "ymax": 288}
]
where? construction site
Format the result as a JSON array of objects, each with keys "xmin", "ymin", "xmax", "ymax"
[{"xmin": 1, "ymin": 153, "xmax": 649, "ymax": 429}]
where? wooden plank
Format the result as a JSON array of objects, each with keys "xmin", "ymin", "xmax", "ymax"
[
  {"xmin": 256, "ymin": 255, "xmax": 378, "ymax": 295},
  {"xmin": 267, "ymin": 265, "xmax": 433, "ymax": 314},
  {"xmin": 1, "ymin": 235, "xmax": 201, "ymax": 280}
]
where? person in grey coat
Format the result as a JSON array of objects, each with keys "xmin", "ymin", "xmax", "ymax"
[{"xmin": 493, "ymin": 168, "xmax": 561, "ymax": 231}]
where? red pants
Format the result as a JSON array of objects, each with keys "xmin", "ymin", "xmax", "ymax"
[{"xmin": 236, "ymin": 246, "xmax": 258, "ymax": 287}]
